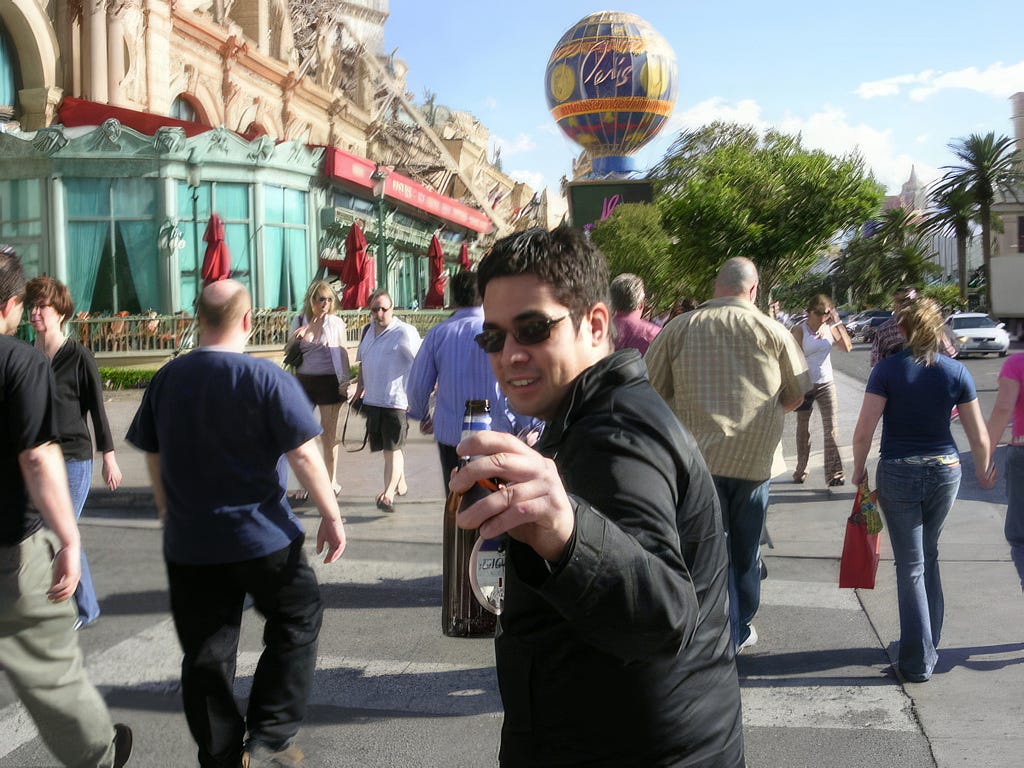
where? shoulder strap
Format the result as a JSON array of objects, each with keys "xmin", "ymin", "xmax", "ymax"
[{"xmin": 341, "ymin": 401, "xmax": 368, "ymax": 452}]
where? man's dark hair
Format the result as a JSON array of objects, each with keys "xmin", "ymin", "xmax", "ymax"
[
  {"xmin": 477, "ymin": 225, "xmax": 609, "ymax": 328},
  {"xmin": 450, "ymin": 270, "xmax": 481, "ymax": 308},
  {"xmin": 0, "ymin": 244, "xmax": 25, "ymax": 304}
]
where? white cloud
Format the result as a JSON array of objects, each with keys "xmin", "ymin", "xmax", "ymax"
[
  {"xmin": 857, "ymin": 61, "xmax": 1024, "ymax": 101},
  {"xmin": 663, "ymin": 98, "xmax": 939, "ymax": 194},
  {"xmin": 509, "ymin": 169, "xmax": 545, "ymax": 189},
  {"xmin": 483, "ymin": 96, "xmax": 498, "ymax": 110},
  {"xmin": 490, "ymin": 132, "xmax": 537, "ymax": 156}
]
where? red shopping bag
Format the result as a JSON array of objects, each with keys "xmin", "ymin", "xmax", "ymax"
[{"xmin": 839, "ymin": 481, "xmax": 882, "ymax": 589}]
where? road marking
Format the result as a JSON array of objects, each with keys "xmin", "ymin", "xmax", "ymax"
[{"xmin": 0, "ymin": 573, "xmax": 909, "ymax": 762}]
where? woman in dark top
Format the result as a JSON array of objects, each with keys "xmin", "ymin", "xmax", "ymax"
[
  {"xmin": 26, "ymin": 276, "xmax": 122, "ymax": 630},
  {"xmin": 851, "ymin": 297, "xmax": 991, "ymax": 682}
]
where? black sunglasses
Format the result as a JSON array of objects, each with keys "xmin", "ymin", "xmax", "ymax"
[{"xmin": 475, "ymin": 315, "xmax": 567, "ymax": 354}]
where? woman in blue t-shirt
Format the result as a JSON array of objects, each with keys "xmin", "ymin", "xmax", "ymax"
[{"xmin": 851, "ymin": 296, "xmax": 992, "ymax": 683}]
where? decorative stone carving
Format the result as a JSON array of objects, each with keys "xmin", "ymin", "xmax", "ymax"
[
  {"xmin": 32, "ymin": 126, "xmax": 69, "ymax": 155},
  {"xmin": 247, "ymin": 135, "xmax": 274, "ymax": 164},
  {"xmin": 154, "ymin": 127, "xmax": 187, "ymax": 154}
]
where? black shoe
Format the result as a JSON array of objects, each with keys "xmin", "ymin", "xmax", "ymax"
[
  {"xmin": 113, "ymin": 723, "xmax": 133, "ymax": 767},
  {"xmin": 827, "ymin": 475, "xmax": 846, "ymax": 487}
]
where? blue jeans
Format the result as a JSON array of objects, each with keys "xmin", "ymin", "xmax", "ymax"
[
  {"xmin": 1003, "ymin": 446, "xmax": 1024, "ymax": 589},
  {"xmin": 65, "ymin": 458, "xmax": 100, "ymax": 625},
  {"xmin": 876, "ymin": 458, "xmax": 961, "ymax": 681},
  {"xmin": 714, "ymin": 475, "xmax": 771, "ymax": 648}
]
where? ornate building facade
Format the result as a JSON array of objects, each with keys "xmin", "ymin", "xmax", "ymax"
[{"xmin": 0, "ymin": 0, "xmax": 542, "ymax": 313}]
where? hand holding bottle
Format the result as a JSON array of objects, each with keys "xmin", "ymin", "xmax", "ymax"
[{"xmin": 450, "ymin": 430, "xmax": 576, "ymax": 564}]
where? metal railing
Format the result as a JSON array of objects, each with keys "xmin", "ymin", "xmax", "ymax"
[{"xmin": 26, "ymin": 309, "xmax": 454, "ymax": 359}]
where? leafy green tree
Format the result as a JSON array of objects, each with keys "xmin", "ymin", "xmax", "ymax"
[
  {"xmin": 589, "ymin": 203, "xmax": 678, "ymax": 314},
  {"xmin": 932, "ymin": 132, "xmax": 1022, "ymax": 308},
  {"xmin": 922, "ymin": 183, "xmax": 975, "ymax": 304},
  {"xmin": 831, "ymin": 207, "xmax": 941, "ymax": 307},
  {"xmin": 652, "ymin": 123, "xmax": 884, "ymax": 308}
]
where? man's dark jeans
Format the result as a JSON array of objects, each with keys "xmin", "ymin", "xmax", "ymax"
[{"xmin": 166, "ymin": 536, "xmax": 323, "ymax": 768}]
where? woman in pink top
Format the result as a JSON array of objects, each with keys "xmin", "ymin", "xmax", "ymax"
[{"xmin": 986, "ymin": 352, "xmax": 1024, "ymax": 588}]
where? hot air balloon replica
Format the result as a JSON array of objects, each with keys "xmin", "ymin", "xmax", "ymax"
[{"xmin": 545, "ymin": 11, "xmax": 678, "ymax": 177}]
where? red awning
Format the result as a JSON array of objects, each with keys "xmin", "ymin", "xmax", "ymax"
[
  {"xmin": 58, "ymin": 97, "xmax": 211, "ymax": 137},
  {"xmin": 324, "ymin": 147, "xmax": 493, "ymax": 234}
]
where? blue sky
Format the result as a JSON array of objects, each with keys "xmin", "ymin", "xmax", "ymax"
[{"xmin": 384, "ymin": 0, "xmax": 1024, "ymax": 197}]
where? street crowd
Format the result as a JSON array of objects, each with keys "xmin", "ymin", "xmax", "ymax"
[{"xmin": 1, "ymin": 226, "xmax": 1023, "ymax": 767}]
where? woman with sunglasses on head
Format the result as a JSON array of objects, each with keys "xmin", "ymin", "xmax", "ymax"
[
  {"xmin": 25, "ymin": 276, "xmax": 122, "ymax": 631},
  {"xmin": 289, "ymin": 280, "xmax": 350, "ymax": 499},
  {"xmin": 791, "ymin": 294, "xmax": 853, "ymax": 486},
  {"xmin": 851, "ymin": 296, "xmax": 992, "ymax": 683}
]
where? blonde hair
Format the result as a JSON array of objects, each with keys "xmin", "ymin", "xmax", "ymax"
[
  {"xmin": 897, "ymin": 297, "xmax": 944, "ymax": 366},
  {"xmin": 302, "ymin": 279, "xmax": 338, "ymax": 320}
]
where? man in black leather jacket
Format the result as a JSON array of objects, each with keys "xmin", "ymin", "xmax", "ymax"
[{"xmin": 450, "ymin": 225, "xmax": 744, "ymax": 767}]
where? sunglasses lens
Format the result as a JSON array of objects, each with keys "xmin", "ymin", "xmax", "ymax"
[
  {"xmin": 515, "ymin": 321, "xmax": 551, "ymax": 345},
  {"xmin": 476, "ymin": 330, "xmax": 505, "ymax": 354}
]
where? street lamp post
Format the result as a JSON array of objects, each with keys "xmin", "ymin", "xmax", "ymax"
[
  {"xmin": 186, "ymin": 162, "xmax": 201, "ymax": 300},
  {"xmin": 370, "ymin": 163, "xmax": 389, "ymax": 294}
]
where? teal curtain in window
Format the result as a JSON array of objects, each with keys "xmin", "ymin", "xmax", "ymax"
[
  {"xmin": 286, "ymin": 228, "xmax": 309, "ymax": 308},
  {"xmin": 0, "ymin": 25, "xmax": 17, "ymax": 112},
  {"xmin": 217, "ymin": 183, "xmax": 248, "ymax": 219},
  {"xmin": 67, "ymin": 221, "xmax": 108, "ymax": 312},
  {"xmin": 225, "ymin": 223, "xmax": 250, "ymax": 284},
  {"xmin": 118, "ymin": 221, "xmax": 159, "ymax": 311},
  {"xmin": 263, "ymin": 226, "xmax": 284, "ymax": 308},
  {"xmin": 66, "ymin": 178, "xmax": 111, "ymax": 217}
]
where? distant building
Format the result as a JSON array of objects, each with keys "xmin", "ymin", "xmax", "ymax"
[{"xmin": 0, "ymin": 0, "xmax": 547, "ymax": 313}]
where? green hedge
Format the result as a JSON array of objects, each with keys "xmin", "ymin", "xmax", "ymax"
[{"xmin": 99, "ymin": 367, "xmax": 157, "ymax": 390}]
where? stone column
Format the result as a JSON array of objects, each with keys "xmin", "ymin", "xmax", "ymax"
[
  {"xmin": 48, "ymin": 176, "xmax": 68, "ymax": 282},
  {"xmin": 17, "ymin": 86, "xmax": 64, "ymax": 130},
  {"xmin": 83, "ymin": 0, "xmax": 108, "ymax": 102},
  {"xmin": 107, "ymin": 6, "xmax": 127, "ymax": 106}
]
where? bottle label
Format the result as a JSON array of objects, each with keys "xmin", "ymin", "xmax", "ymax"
[{"xmin": 469, "ymin": 535, "xmax": 506, "ymax": 615}]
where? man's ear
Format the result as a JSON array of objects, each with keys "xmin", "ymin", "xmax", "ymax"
[
  {"xmin": 588, "ymin": 301, "xmax": 611, "ymax": 347},
  {"xmin": 242, "ymin": 309, "xmax": 253, "ymax": 333}
]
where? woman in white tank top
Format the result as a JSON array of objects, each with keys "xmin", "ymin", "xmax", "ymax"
[{"xmin": 791, "ymin": 294, "xmax": 852, "ymax": 485}]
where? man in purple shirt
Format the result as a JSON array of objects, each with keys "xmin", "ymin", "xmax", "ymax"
[{"xmin": 610, "ymin": 273, "xmax": 661, "ymax": 355}]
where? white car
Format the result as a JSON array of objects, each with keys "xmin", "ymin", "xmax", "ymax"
[{"xmin": 945, "ymin": 313, "xmax": 1011, "ymax": 357}]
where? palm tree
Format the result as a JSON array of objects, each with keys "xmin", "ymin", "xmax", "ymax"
[
  {"xmin": 933, "ymin": 132, "xmax": 1022, "ymax": 309},
  {"xmin": 923, "ymin": 183, "xmax": 975, "ymax": 306}
]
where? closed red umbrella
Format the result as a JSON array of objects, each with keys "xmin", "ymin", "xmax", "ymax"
[
  {"xmin": 201, "ymin": 213, "xmax": 231, "ymax": 286},
  {"xmin": 457, "ymin": 242, "xmax": 472, "ymax": 272},
  {"xmin": 340, "ymin": 223, "xmax": 371, "ymax": 309},
  {"xmin": 423, "ymin": 235, "xmax": 447, "ymax": 309}
]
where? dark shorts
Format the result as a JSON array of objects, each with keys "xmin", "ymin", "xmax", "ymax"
[
  {"xmin": 296, "ymin": 374, "xmax": 343, "ymax": 406},
  {"xmin": 364, "ymin": 405, "xmax": 408, "ymax": 452}
]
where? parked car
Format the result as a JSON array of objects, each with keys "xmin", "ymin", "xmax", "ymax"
[
  {"xmin": 859, "ymin": 316, "xmax": 892, "ymax": 343},
  {"xmin": 845, "ymin": 309, "xmax": 892, "ymax": 340},
  {"xmin": 944, "ymin": 313, "xmax": 1011, "ymax": 357}
]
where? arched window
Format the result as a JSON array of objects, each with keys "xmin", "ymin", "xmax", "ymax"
[
  {"xmin": 0, "ymin": 22, "xmax": 21, "ymax": 122},
  {"xmin": 169, "ymin": 95, "xmax": 196, "ymax": 122}
]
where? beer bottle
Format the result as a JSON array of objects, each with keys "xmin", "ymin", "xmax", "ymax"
[{"xmin": 442, "ymin": 399, "xmax": 500, "ymax": 637}]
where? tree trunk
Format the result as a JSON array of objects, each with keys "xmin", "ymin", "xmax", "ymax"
[
  {"xmin": 981, "ymin": 208, "xmax": 992, "ymax": 312},
  {"xmin": 956, "ymin": 231, "xmax": 968, "ymax": 308}
]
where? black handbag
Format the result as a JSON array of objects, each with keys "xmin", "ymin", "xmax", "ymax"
[{"xmin": 283, "ymin": 339, "xmax": 303, "ymax": 369}]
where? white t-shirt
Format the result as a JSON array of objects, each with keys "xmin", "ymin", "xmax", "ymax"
[{"xmin": 357, "ymin": 318, "xmax": 422, "ymax": 409}]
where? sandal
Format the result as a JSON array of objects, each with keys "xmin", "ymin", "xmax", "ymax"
[
  {"xmin": 827, "ymin": 475, "xmax": 846, "ymax": 487},
  {"xmin": 288, "ymin": 489, "xmax": 309, "ymax": 502},
  {"xmin": 792, "ymin": 471, "xmax": 808, "ymax": 484},
  {"xmin": 376, "ymin": 497, "xmax": 395, "ymax": 513}
]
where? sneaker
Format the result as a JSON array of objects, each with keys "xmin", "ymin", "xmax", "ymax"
[
  {"xmin": 244, "ymin": 743, "xmax": 304, "ymax": 767},
  {"xmin": 737, "ymin": 625, "xmax": 758, "ymax": 653},
  {"xmin": 112, "ymin": 723, "xmax": 133, "ymax": 767}
]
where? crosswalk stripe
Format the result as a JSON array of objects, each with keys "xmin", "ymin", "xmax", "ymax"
[{"xmin": 0, "ymin": 570, "xmax": 909, "ymax": 762}]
